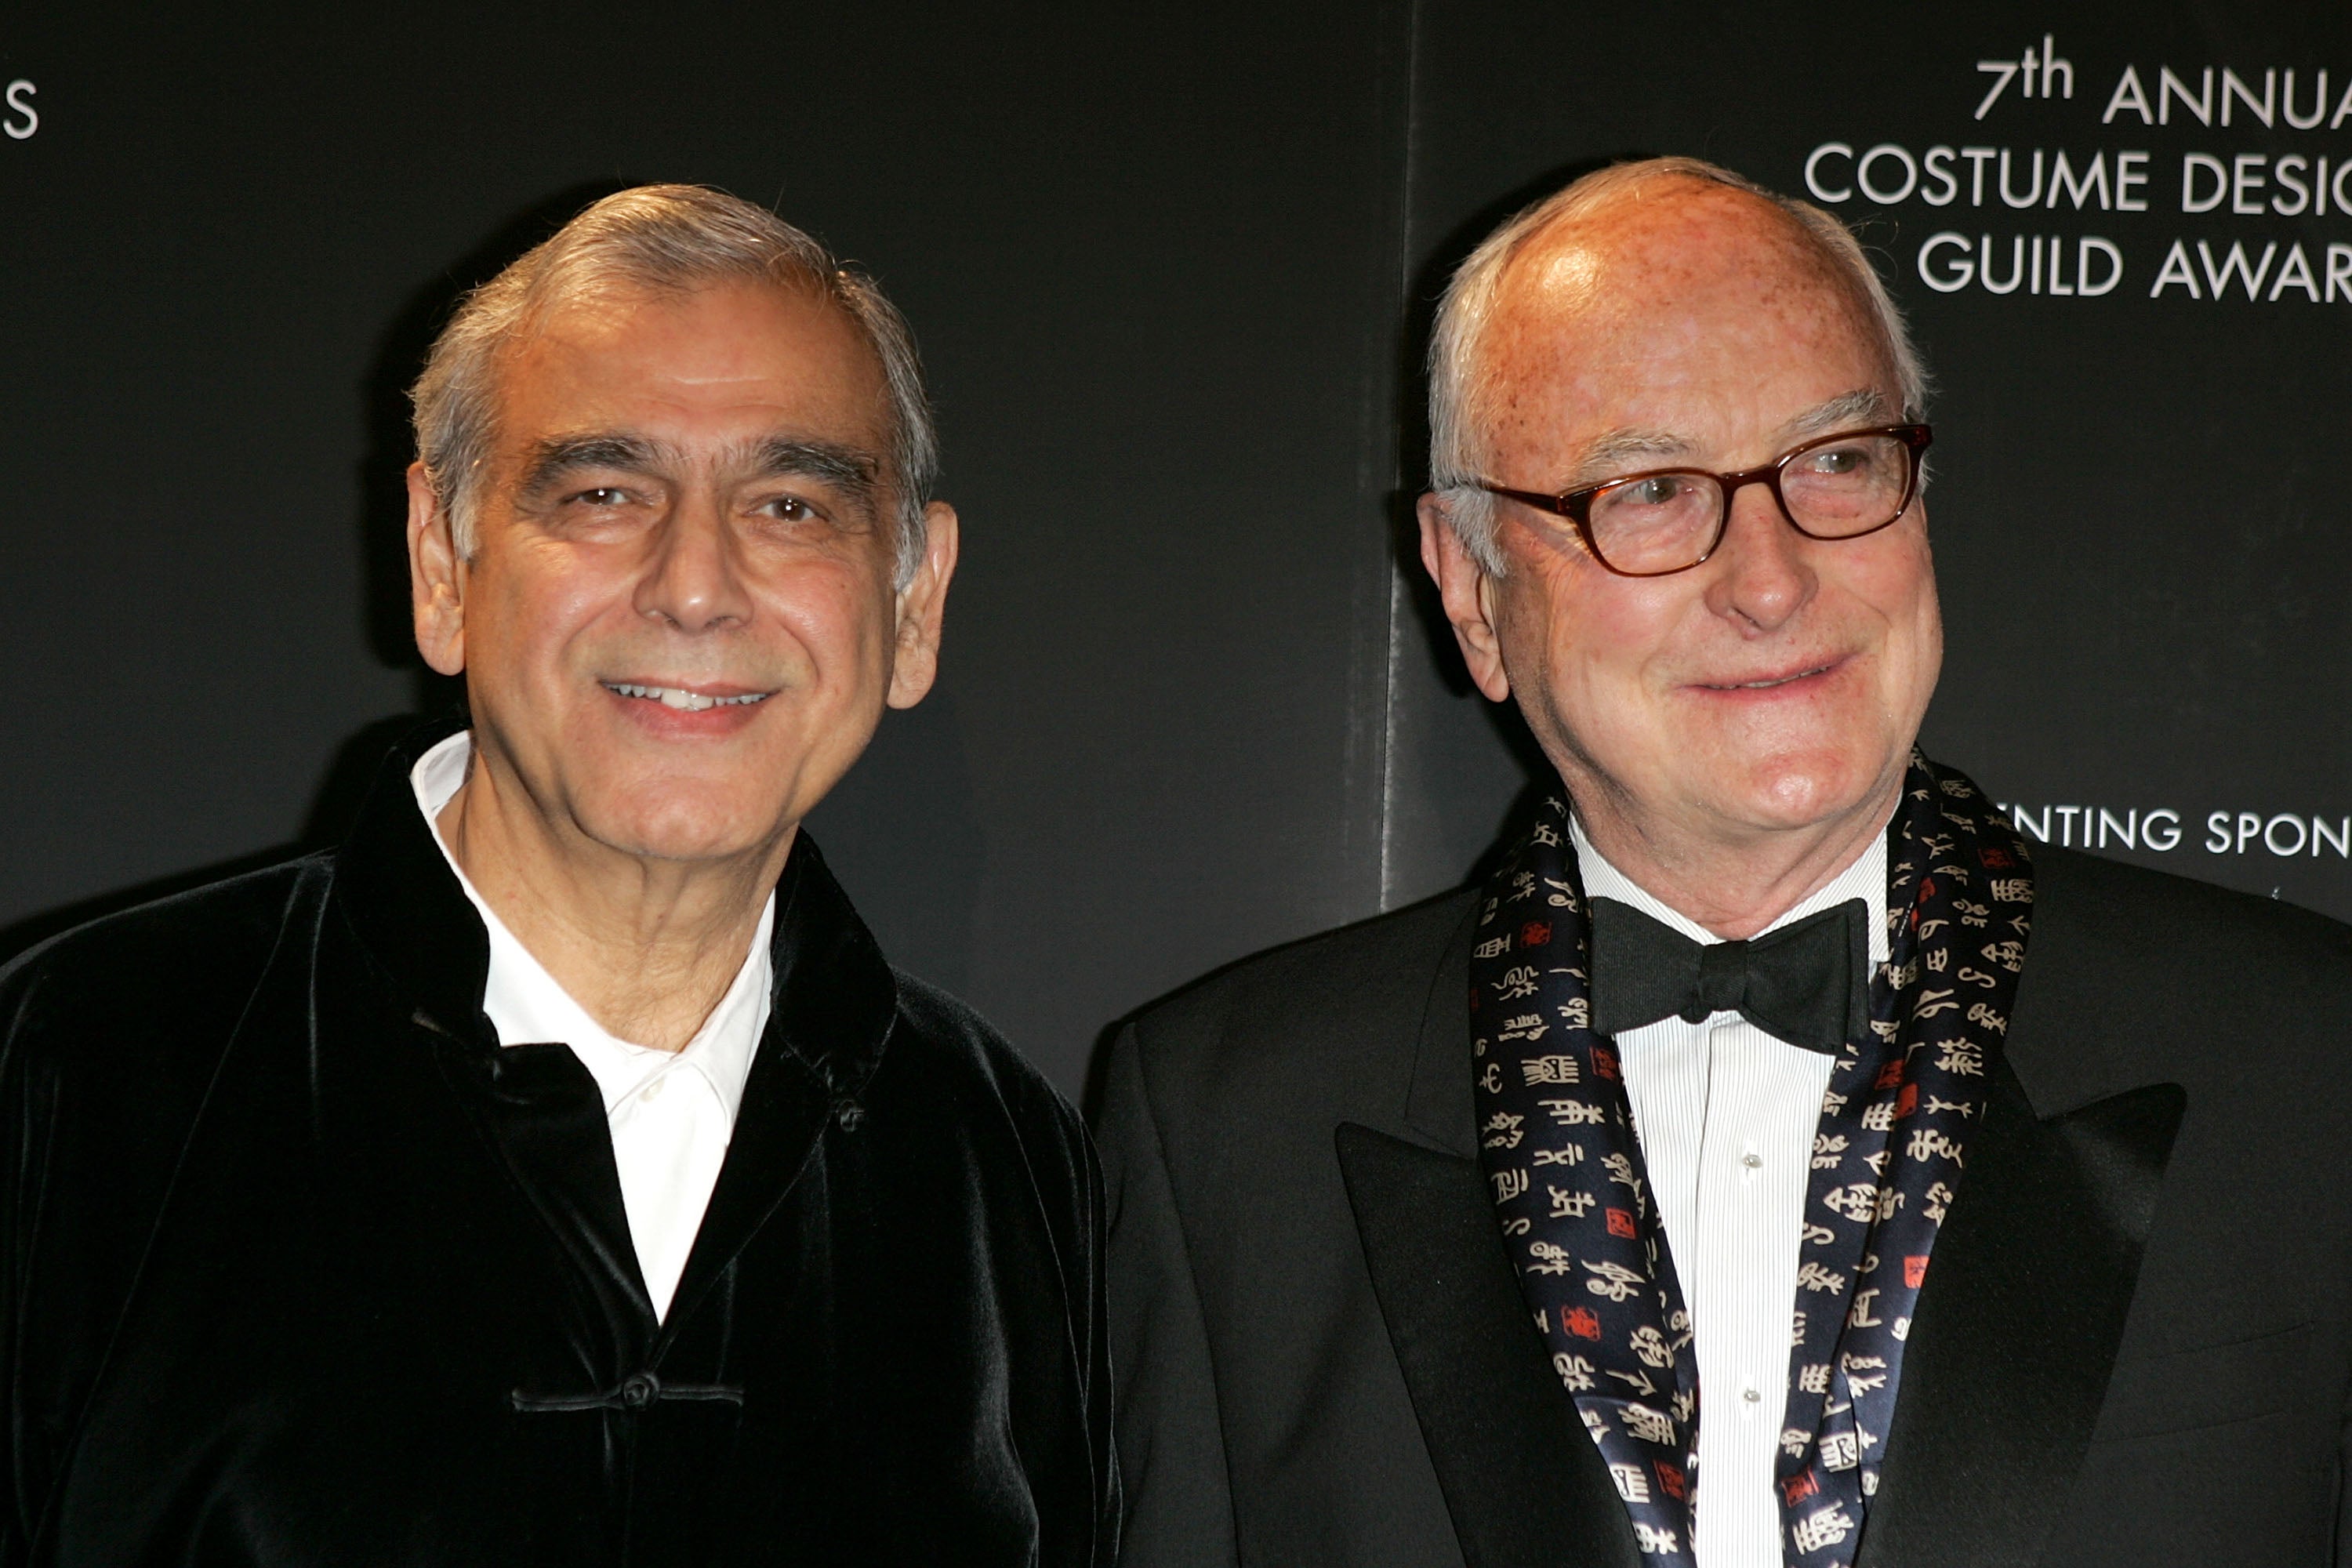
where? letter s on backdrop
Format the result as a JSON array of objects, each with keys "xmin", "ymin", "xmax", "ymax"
[{"xmin": 3, "ymin": 81, "xmax": 35, "ymax": 141}]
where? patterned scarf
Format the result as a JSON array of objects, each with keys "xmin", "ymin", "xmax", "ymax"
[{"xmin": 1470, "ymin": 757, "xmax": 2031, "ymax": 1566}]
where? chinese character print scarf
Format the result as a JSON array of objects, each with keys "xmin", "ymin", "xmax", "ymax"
[{"xmin": 1470, "ymin": 757, "xmax": 2032, "ymax": 1566}]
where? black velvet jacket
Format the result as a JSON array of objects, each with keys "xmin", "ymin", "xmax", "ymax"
[{"xmin": 0, "ymin": 732, "xmax": 1117, "ymax": 1566}]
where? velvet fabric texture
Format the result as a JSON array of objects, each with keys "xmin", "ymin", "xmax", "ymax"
[{"xmin": 0, "ymin": 726, "xmax": 1117, "ymax": 1566}]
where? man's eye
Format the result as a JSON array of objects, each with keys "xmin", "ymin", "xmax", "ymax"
[
  {"xmin": 1621, "ymin": 476, "xmax": 1689, "ymax": 506},
  {"xmin": 764, "ymin": 495, "xmax": 820, "ymax": 522},
  {"xmin": 570, "ymin": 487, "xmax": 630, "ymax": 507}
]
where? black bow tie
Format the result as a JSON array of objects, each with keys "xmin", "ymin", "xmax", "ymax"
[{"xmin": 1586, "ymin": 895, "xmax": 1869, "ymax": 1054}]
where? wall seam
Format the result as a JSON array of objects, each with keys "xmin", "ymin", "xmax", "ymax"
[{"xmin": 1377, "ymin": 0, "xmax": 1425, "ymax": 913}]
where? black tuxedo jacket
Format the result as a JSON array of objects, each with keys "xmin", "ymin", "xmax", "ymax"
[
  {"xmin": 0, "ymin": 732, "xmax": 1116, "ymax": 1566},
  {"xmin": 1097, "ymin": 844, "xmax": 2352, "ymax": 1566}
]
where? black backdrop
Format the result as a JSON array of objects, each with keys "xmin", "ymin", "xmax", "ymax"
[{"xmin": 4, "ymin": 2, "xmax": 2346, "ymax": 1097}]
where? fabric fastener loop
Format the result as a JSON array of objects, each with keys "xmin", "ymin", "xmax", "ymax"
[{"xmin": 510, "ymin": 1374, "xmax": 746, "ymax": 1414}]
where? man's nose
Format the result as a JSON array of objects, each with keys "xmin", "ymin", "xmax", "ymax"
[
  {"xmin": 1700, "ymin": 480, "xmax": 1816, "ymax": 633},
  {"xmin": 635, "ymin": 493, "xmax": 754, "ymax": 633}
]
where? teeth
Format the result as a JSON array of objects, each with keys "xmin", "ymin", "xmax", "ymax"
[
  {"xmin": 1711, "ymin": 667, "xmax": 1826, "ymax": 691},
  {"xmin": 606, "ymin": 683, "xmax": 768, "ymax": 711}
]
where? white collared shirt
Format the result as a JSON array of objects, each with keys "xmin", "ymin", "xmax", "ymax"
[
  {"xmin": 1572, "ymin": 815, "xmax": 1889, "ymax": 1568},
  {"xmin": 411, "ymin": 731, "xmax": 771, "ymax": 1320}
]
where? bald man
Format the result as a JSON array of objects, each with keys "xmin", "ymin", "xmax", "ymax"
[{"xmin": 1096, "ymin": 158, "xmax": 2352, "ymax": 1568}]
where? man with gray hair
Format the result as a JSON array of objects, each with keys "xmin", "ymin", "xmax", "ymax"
[
  {"xmin": 0, "ymin": 184, "xmax": 1116, "ymax": 1565},
  {"xmin": 1098, "ymin": 156, "xmax": 2352, "ymax": 1566}
]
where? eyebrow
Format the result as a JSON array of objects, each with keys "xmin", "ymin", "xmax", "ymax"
[
  {"xmin": 1563, "ymin": 388, "xmax": 1900, "ymax": 488},
  {"xmin": 517, "ymin": 434, "xmax": 666, "ymax": 495},
  {"xmin": 744, "ymin": 435, "xmax": 883, "ymax": 498},
  {"xmin": 1780, "ymin": 387, "xmax": 1897, "ymax": 441},
  {"xmin": 517, "ymin": 431, "xmax": 887, "ymax": 506},
  {"xmin": 1566, "ymin": 428, "xmax": 1694, "ymax": 486}
]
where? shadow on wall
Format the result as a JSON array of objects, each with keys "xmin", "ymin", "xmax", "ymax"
[
  {"xmin": 351, "ymin": 182, "xmax": 630, "ymax": 673},
  {"xmin": 0, "ymin": 715, "xmax": 426, "ymax": 963},
  {"xmin": 0, "ymin": 187, "xmax": 621, "ymax": 967},
  {"xmin": 804, "ymin": 685, "xmax": 985, "ymax": 999},
  {"xmin": 1381, "ymin": 155, "xmax": 1651, "ymax": 895},
  {"xmin": 1080, "ymin": 154, "xmax": 1657, "ymax": 1108}
]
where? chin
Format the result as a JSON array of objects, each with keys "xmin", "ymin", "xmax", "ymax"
[
  {"xmin": 1721, "ymin": 746, "xmax": 1890, "ymax": 833},
  {"xmin": 581, "ymin": 785, "xmax": 786, "ymax": 864}
]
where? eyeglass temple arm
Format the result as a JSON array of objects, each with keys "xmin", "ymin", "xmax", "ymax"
[{"xmin": 1475, "ymin": 482, "xmax": 1577, "ymax": 516}]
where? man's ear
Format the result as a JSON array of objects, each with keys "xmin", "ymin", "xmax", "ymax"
[
  {"xmin": 1417, "ymin": 493, "xmax": 1512, "ymax": 703},
  {"xmin": 408, "ymin": 462, "xmax": 468, "ymax": 677},
  {"xmin": 885, "ymin": 499, "xmax": 960, "ymax": 710}
]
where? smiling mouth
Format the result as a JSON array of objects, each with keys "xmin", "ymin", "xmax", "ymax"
[
  {"xmin": 1698, "ymin": 661, "xmax": 1840, "ymax": 692},
  {"xmin": 604, "ymin": 682, "xmax": 771, "ymax": 712}
]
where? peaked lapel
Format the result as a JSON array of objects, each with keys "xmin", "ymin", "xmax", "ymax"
[
  {"xmin": 1855, "ymin": 1061, "xmax": 2184, "ymax": 1568},
  {"xmin": 1353, "ymin": 861, "xmax": 2183, "ymax": 1568},
  {"xmin": 1338, "ymin": 1120, "xmax": 1641, "ymax": 1568}
]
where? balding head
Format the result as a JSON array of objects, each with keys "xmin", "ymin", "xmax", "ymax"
[
  {"xmin": 1428, "ymin": 158, "xmax": 1926, "ymax": 572},
  {"xmin": 1410, "ymin": 158, "xmax": 1944, "ymax": 933}
]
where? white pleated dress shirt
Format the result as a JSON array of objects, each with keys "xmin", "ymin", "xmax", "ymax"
[
  {"xmin": 412, "ymin": 732, "xmax": 771, "ymax": 1320},
  {"xmin": 1571, "ymin": 815, "xmax": 1888, "ymax": 1568}
]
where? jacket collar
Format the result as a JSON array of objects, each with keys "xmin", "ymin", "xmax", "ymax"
[
  {"xmin": 332, "ymin": 716, "xmax": 496, "ymax": 1047},
  {"xmin": 663, "ymin": 814, "xmax": 897, "ymax": 1327},
  {"xmin": 1346, "ymin": 879, "xmax": 2183, "ymax": 1568},
  {"xmin": 1853, "ymin": 844, "xmax": 2187, "ymax": 1567},
  {"xmin": 1402, "ymin": 892, "xmax": 1480, "ymax": 1156},
  {"xmin": 1348, "ymin": 891, "xmax": 1640, "ymax": 1568},
  {"xmin": 332, "ymin": 719, "xmax": 902, "ymax": 1335},
  {"xmin": 1338, "ymin": 1120, "xmax": 1644, "ymax": 1568},
  {"xmin": 1853, "ymin": 1066, "xmax": 2181, "ymax": 1568},
  {"xmin": 332, "ymin": 717, "xmax": 898, "ymax": 1102}
]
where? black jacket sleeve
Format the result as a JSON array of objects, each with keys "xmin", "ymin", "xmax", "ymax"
[
  {"xmin": 1080, "ymin": 1109, "xmax": 1125, "ymax": 1566},
  {"xmin": 1094, "ymin": 1022, "xmax": 1239, "ymax": 1567}
]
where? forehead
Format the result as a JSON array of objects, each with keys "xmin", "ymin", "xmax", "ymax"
[
  {"xmin": 491, "ymin": 278, "xmax": 889, "ymax": 451},
  {"xmin": 1479, "ymin": 187, "xmax": 1893, "ymax": 462}
]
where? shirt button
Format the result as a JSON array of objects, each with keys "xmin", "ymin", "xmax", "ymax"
[
  {"xmin": 641, "ymin": 1077, "xmax": 665, "ymax": 1104},
  {"xmin": 1742, "ymin": 1386, "xmax": 1762, "ymax": 1403},
  {"xmin": 1741, "ymin": 1152, "xmax": 1762, "ymax": 1169}
]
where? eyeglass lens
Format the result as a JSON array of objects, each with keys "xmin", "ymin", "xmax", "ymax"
[{"xmin": 1586, "ymin": 431, "xmax": 1915, "ymax": 574}]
